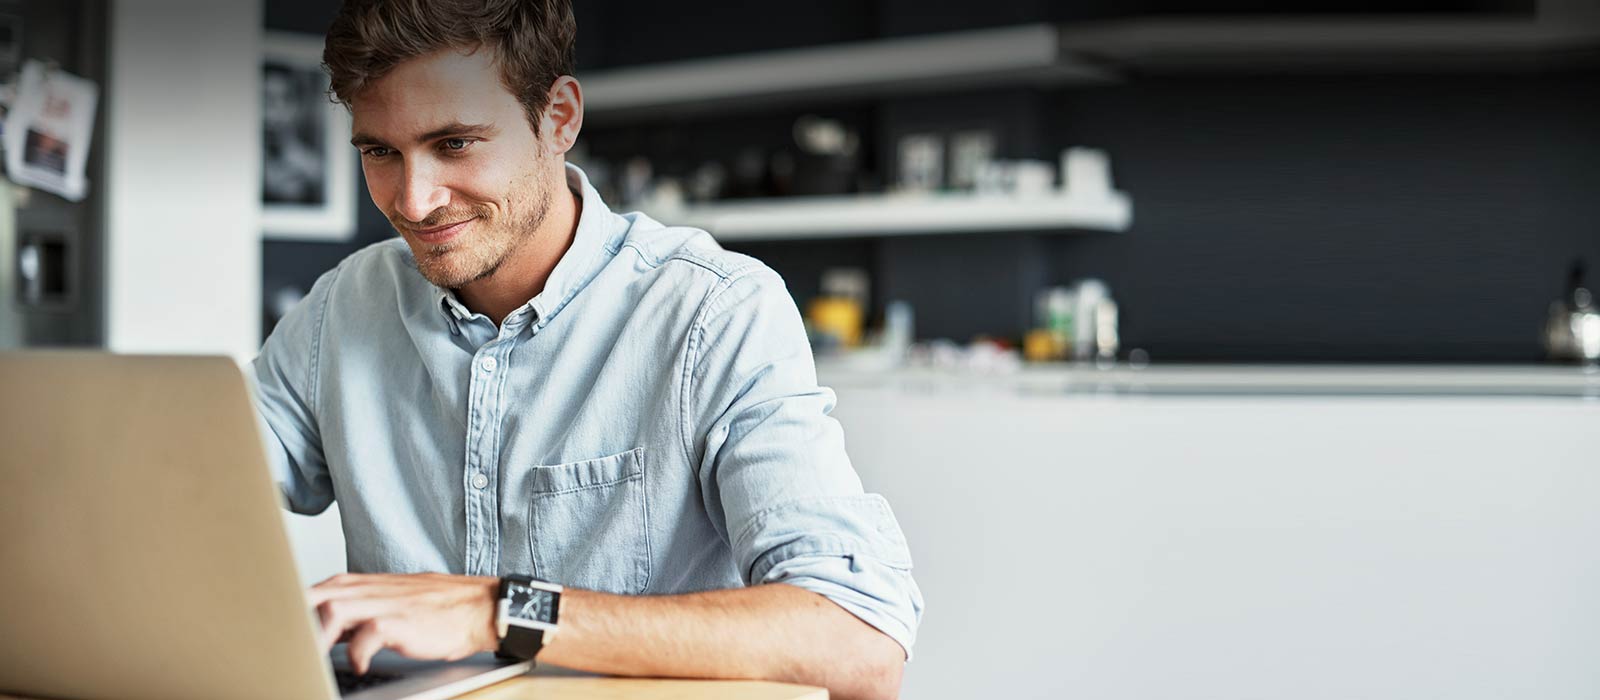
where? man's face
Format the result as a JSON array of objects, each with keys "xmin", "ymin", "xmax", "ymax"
[{"xmin": 350, "ymin": 47, "xmax": 553, "ymax": 289}]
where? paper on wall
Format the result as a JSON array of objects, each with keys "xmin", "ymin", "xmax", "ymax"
[{"xmin": 3, "ymin": 60, "xmax": 99, "ymax": 202}]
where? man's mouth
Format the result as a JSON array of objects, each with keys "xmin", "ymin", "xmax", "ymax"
[{"xmin": 408, "ymin": 217, "xmax": 476, "ymax": 245}]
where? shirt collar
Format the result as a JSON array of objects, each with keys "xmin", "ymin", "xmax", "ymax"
[{"xmin": 435, "ymin": 163, "xmax": 623, "ymax": 329}]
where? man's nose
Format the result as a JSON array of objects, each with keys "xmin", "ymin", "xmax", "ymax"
[{"xmin": 394, "ymin": 161, "xmax": 449, "ymax": 223}]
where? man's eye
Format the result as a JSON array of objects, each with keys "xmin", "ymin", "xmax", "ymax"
[
  {"xmin": 442, "ymin": 138, "xmax": 470, "ymax": 151},
  {"xmin": 361, "ymin": 147, "xmax": 391, "ymax": 158}
]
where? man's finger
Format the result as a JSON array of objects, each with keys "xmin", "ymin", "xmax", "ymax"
[
  {"xmin": 307, "ymin": 576, "xmax": 428, "ymax": 607},
  {"xmin": 306, "ymin": 573, "xmax": 378, "ymax": 606},
  {"xmin": 317, "ymin": 598, "xmax": 384, "ymax": 653},
  {"xmin": 311, "ymin": 572, "xmax": 365, "ymax": 589},
  {"xmin": 346, "ymin": 620, "xmax": 386, "ymax": 676}
]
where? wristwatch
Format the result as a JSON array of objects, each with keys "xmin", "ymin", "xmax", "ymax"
[{"xmin": 495, "ymin": 575, "xmax": 562, "ymax": 661}]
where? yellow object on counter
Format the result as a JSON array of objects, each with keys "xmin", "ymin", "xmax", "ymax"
[
  {"xmin": 807, "ymin": 296, "xmax": 864, "ymax": 348},
  {"xmin": 1023, "ymin": 328, "xmax": 1072, "ymax": 362}
]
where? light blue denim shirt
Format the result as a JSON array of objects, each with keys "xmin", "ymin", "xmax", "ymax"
[{"xmin": 249, "ymin": 164, "xmax": 922, "ymax": 656}]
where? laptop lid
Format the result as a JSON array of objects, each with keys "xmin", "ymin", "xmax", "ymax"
[{"xmin": 0, "ymin": 352, "xmax": 339, "ymax": 700}]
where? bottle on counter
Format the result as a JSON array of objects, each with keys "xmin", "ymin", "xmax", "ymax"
[
  {"xmin": 1025, "ymin": 286, "xmax": 1075, "ymax": 362},
  {"xmin": 807, "ymin": 267, "xmax": 870, "ymax": 350},
  {"xmin": 1544, "ymin": 259, "xmax": 1600, "ymax": 366},
  {"xmin": 1071, "ymin": 279, "xmax": 1108, "ymax": 363},
  {"xmin": 1094, "ymin": 297, "xmax": 1120, "ymax": 369}
]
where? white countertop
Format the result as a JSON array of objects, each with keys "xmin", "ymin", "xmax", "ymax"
[{"xmin": 816, "ymin": 361, "xmax": 1600, "ymax": 398}]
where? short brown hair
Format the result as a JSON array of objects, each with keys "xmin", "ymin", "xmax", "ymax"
[{"xmin": 323, "ymin": 0, "xmax": 576, "ymax": 133}]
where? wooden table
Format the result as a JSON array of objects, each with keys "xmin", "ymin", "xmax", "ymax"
[
  {"xmin": 1, "ymin": 675, "xmax": 826, "ymax": 700},
  {"xmin": 457, "ymin": 675, "xmax": 826, "ymax": 699}
]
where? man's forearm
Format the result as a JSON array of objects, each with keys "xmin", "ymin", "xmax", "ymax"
[
  {"xmin": 540, "ymin": 583, "xmax": 905, "ymax": 700},
  {"xmin": 310, "ymin": 574, "xmax": 906, "ymax": 700}
]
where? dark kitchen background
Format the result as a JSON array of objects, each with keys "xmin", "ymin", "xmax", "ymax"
[{"xmin": 260, "ymin": 0, "xmax": 1600, "ymax": 363}]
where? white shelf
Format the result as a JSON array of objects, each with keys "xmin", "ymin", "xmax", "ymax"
[
  {"xmin": 580, "ymin": 14, "xmax": 1600, "ymax": 119},
  {"xmin": 581, "ymin": 24, "xmax": 1115, "ymax": 119},
  {"xmin": 1059, "ymin": 14, "xmax": 1600, "ymax": 71},
  {"xmin": 643, "ymin": 190, "xmax": 1132, "ymax": 242}
]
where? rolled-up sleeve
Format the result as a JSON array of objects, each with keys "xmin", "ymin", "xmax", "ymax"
[
  {"xmin": 248, "ymin": 266, "xmax": 339, "ymax": 515},
  {"xmin": 685, "ymin": 265, "xmax": 924, "ymax": 659}
]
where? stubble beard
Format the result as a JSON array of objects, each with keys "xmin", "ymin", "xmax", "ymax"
[{"xmin": 405, "ymin": 174, "xmax": 552, "ymax": 289}]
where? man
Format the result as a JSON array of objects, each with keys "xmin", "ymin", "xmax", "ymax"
[{"xmin": 248, "ymin": 1, "xmax": 922, "ymax": 699}]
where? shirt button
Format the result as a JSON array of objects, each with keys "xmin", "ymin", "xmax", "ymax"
[
  {"xmin": 479, "ymin": 356, "xmax": 498, "ymax": 373},
  {"xmin": 471, "ymin": 472, "xmax": 489, "ymax": 490}
]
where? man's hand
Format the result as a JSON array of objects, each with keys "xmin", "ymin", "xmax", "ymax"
[{"xmin": 307, "ymin": 573, "xmax": 500, "ymax": 674}]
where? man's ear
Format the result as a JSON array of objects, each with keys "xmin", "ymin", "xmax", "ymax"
[{"xmin": 541, "ymin": 76, "xmax": 583, "ymax": 156}]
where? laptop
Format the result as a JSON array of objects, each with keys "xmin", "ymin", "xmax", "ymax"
[{"xmin": 0, "ymin": 352, "xmax": 533, "ymax": 700}]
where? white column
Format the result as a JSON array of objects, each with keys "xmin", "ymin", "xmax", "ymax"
[{"xmin": 104, "ymin": 0, "xmax": 263, "ymax": 361}]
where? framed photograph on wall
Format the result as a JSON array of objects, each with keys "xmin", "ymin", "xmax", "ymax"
[{"xmin": 262, "ymin": 31, "xmax": 356, "ymax": 241}]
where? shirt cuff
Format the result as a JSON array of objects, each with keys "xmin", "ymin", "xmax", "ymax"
[{"xmin": 762, "ymin": 554, "xmax": 925, "ymax": 661}]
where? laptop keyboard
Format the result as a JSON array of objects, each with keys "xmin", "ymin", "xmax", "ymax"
[{"xmin": 335, "ymin": 669, "xmax": 405, "ymax": 695}]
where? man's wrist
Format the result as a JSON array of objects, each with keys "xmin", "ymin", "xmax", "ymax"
[
  {"xmin": 478, "ymin": 576, "xmax": 502, "ymax": 654},
  {"xmin": 533, "ymin": 586, "xmax": 578, "ymax": 659}
]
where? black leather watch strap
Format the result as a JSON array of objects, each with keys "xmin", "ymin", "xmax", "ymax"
[{"xmin": 497, "ymin": 625, "xmax": 544, "ymax": 661}]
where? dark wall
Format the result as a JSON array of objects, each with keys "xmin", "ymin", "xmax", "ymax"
[
  {"xmin": 1037, "ymin": 74, "xmax": 1600, "ymax": 362},
  {"xmin": 262, "ymin": 1, "xmax": 1598, "ymax": 362}
]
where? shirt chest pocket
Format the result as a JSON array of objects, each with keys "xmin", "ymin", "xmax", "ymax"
[{"xmin": 524, "ymin": 448, "xmax": 651, "ymax": 594}]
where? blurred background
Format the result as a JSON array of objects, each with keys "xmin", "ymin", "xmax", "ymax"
[{"xmin": 4, "ymin": 1, "xmax": 1600, "ymax": 698}]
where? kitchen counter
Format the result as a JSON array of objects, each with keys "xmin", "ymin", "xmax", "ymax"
[
  {"xmin": 816, "ymin": 361, "xmax": 1600, "ymax": 398},
  {"xmin": 822, "ymin": 362, "xmax": 1600, "ymax": 700}
]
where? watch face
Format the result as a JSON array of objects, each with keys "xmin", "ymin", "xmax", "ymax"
[{"xmin": 508, "ymin": 582, "xmax": 556, "ymax": 623}]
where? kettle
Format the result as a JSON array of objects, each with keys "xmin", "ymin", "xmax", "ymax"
[{"xmin": 1543, "ymin": 259, "xmax": 1600, "ymax": 365}]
